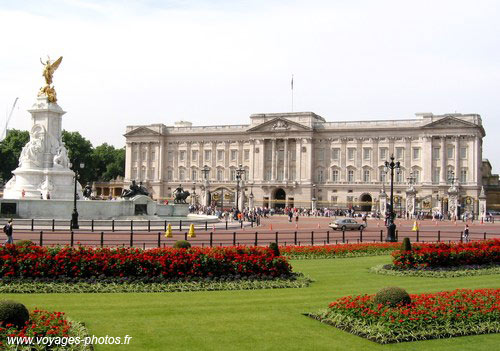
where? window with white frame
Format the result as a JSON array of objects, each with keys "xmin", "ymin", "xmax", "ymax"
[
  {"xmin": 217, "ymin": 150, "xmax": 224, "ymax": 161},
  {"xmin": 317, "ymin": 169, "xmax": 324, "ymax": 183},
  {"xmin": 396, "ymin": 147, "xmax": 404, "ymax": 160},
  {"xmin": 204, "ymin": 150, "xmax": 211, "ymax": 162},
  {"xmin": 379, "ymin": 169, "xmax": 386, "ymax": 183},
  {"xmin": 179, "ymin": 150, "xmax": 186, "ymax": 161},
  {"xmin": 363, "ymin": 148, "xmax": 371, "ymax": 161},
  {"xmin": 412, "ymin": 147, "xmax": 420, "ymax": 160},
  {"xmin": 244, "ymin": 149, "xmax": 250, "ymax": 161},
  {"xmin": 217, "ymin": 169, "xmax": 223, "ymax": 181},
  {"xmin": 332, "ymin": 169, "xmax": 339, "ymax": 182},
  {"xmin": 379, "ymin": 147, "xmax": 387, "ymax": 161},
  {"xmin": 396, "ymin": 170, "xmax": 403, "ymax": 183},
  {"xmin": 433, "ymin": 167, "xmax": 440, "ymax": 184},
  {"xmin": 265, "ymin": 169, "xmax": 271, "ymax": 181},
  {"xmin": 460, "ymin": 168, "xmax": 467, "ymax": 183},
  {"xmin": 413, "ymin": 169, "xmax": 420, "ymax": 183},
  {"xmin": 230, "ymin": 169, "xmax": 236, "ymax": 181},
  {"xmin": 363, "ymin": 169, "xmax": 371, "ymax": 182},
  {"xmin": 331, "ymin": 148, "xmax": 340, "ymax": 161},
  {"xmin": 167, "ymin": 151, "xmax": 173, "ymax": 162},
  {"xmin": 460, "ymin": 147, "xmax": 467, "ymax": 159},
  {"xmin": 231, "ymin": 150, "xmax": 237, "ymax": 161},
  {"xmin": 447, "ymin": 146, "xmax": 454, "ymax": 159},
  {"xmin": 347, "ymin": 169, "xmax": 354, "ymax": 183},
  {"xmin": 179, "ymin": 168, "xmax": 185, "ymax": 181},
  {"xmin": 191, "ymin": 169, "xmax": 198, "ymax": 181},
  {"xmin": 191, "ymin": 150, "xmax": 198, "ymax": 161},
  {"xmin": 432, "ymin": 147, "xmax": 440, "ymax": 160},
  {"xmin": 348, "ymin": 148, "xmax": 356, "ymax": 161},
  {"xmin": 167, "ymin": 169, "xmax": 173, "ymax": 181}
]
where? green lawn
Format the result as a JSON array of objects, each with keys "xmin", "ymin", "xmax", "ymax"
[{"xmin": 2, "ymin": 256, "xmax": 499, "ymax": 350}]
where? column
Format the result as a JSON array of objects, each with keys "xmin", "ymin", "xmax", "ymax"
[
  {"xmin": 388, "ymin": 137, "xmax": 395, "ymax": 157},
  {"xmin": 211, "ymin": 141, "xmax": 216, "ymax": 180},
  {"xmin": 284, "ymin": 138, "xmax": 289, "ymax": 181},
  {"xmin": 173, "ymin": 142, "xmax": 179, "ymax": 181},
  {"xmin": 296, "ymin": 139, "xmax": 302, "ymax": 181},
  {"xmin": 440, "ymin": 137, "xmax": 446, "ymax": 184},
  {"xmin": 404, "ymin": 137, "xmax": 411, "ymax": 170},
  {"xmin": 422, "ymin": 136, "xmax": 432, "ymax": 185},
  {"xmin": 125, "ymin": 142, "xmax": 132, "ymax": 181},
  {"xmin": 145, "ymin": 143, "xmax": 150, "ymax": 180},
  {"xmin": 356, "ymin": 138, "xmax": 362, "ymax": 181},
  {"xmin": 250, "ymin": 140, "xmax": 255, "ymax": 181},
  {"xmin": 271, "ymin": 139, "xmax": 276, "ymax": 181},
  {"xmin": 307, "ymin": 139, "xmax": 313, "ymax": 183},
  {"xmin": 158, "ymin": 140, "xmax": 164, "ymax": 181},
  {"xmin": 372, "ymin": 137, "xmax": 379, "ymax": 180},
  {"xmin": 340, "ymin": 138, "xmax": 347, "ymax": 182},
  {"xmin": 454, "ymin": 136, "xmax": 460, "ymax": 183},
  {"xmin": 238, "ymin": 140, "xmax": 244, "ymax": 165},
  {"xmin": 260, "ymin": 139, "xmax": 266, "ymax": 181},
  {"xmin": 186, "ymin": 142, "xmax": 192, "ymax": 180},
  {"xmin": 137, "ymin": 143, "xmax": 143, "ymax": 181}
]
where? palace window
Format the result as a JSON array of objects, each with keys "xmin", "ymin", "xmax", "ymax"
[
  {"xmin": 230, "ymin": 169, "xmax": 236, "ymax": 181},
  {"xmin": 317, "ymin": 149, "xmax": 324, "ymax": 161},
  {"xmin": 141, "ymin": 167, "xmax": 146, "ymax": 180},
  {"xmin": 231, "ymin": 150, "xmax": 237, "ymax": 161},
  {"xmin": 396, "ymin": 147, "xmax": 404, "ymax": 160},
  {"xmin": 363, "ymin": 148, "xmax": 371, "ymax": 161},
  {"xmin": 447, "ymin": 168, "xmax": 454, "ymax": 184},
  {"xmin": 167, "ymin": 151, "xmax": 173, "ymax": 162},
  {"xmin": 347, "ymin": 170, "xmax": 354, "ymax": 183},
  {"xmin": 332, "ymin": 169, "xmax": 339, "ymax": 182},
  {"xmin": 179, "ymin": 169, "xmax": 185, "ymax": 181},
  {"xmin": 395, "ymin": 170, "xmax": 403, "ymax": 183},
  {"xmin": 379, "ymin": 169, "xmax": 386, "ymax": 183},
  {"xmin": 412, "ymin": 147, "xmax": 420, "ymax": 160},
  {"xmin": 149, "ymin": 167, "xmax": 155, "ymax": 179},
  {"xmin": 191, "ymin": 169, "xmax": 198, "ymax": 181},
  {"xmin": 179, "ymin": 150, "xmax": 186, "ymax": 161},
  {"xmin": 331, "ymin": 196, "xmax": 338, "ymax": 204},
  {"xmin": 133, "ymin": 150, "xmax": 138, "ymax": 162},
  {"xmin": 132, "ymin": 167, "xmax": 137, "ymax": 179},
  {"xmin": 204, "ymin": 150, "xmax": 212, "ymax": 162},
  {"xmin": 217, "ymin": 169, "xmax": 224, "ymax": 181},
  {"xmin": 433, "ymin": 167, "xmax": 440, "ymax": 184},
  {"xmin": 331, "ymin": 148, "xmax": 340, "ymax": 161},
  {"xmin": 167, "ymin": 170, "xmax": 173, "ymax": 181},
  {"xmin": 379, "ymin": 147, "xmax": 387, "ymax": 161},
  {"xmin": 244, "ymin": 149, "xmax": 250, "ymax": 161},
  {"xmin": 460, "ymin": 168, "xmax": 467, "ymax": 183},
  {"xmin": 432, "ymin": 147, "xmax": 440, "ymax": 160},
  {"xmin": 460, "ymin": 147, "xmax": 468, "ymax": 159},
  {"xmin": 348, "ymin": 148, "xmax": 356, "ymax": 161},
  {"xmin": 191, "ymin": 150, "xmax": 198, "ymax": 161},
  {"xmin": 413, "ymin": 169, "xmax": 420, "ymax": 183},
  {"xmin": 363, "ymin": 169, "xmax": 370, "ymax": 183},
  {"xmin": 317, "ymin": 169, "xmax": 324, "ymax": 183},
  {"xmin": 151, "ymin": 150, "xmax": 155, "ymax": 160},
  {"xmin": 447, "ymin": 146, "xmax": 454, "ymax": 159},
  {"xmin": 265, "ymin": 169, "xmax": 271, "ymax": 181},
  {"xmin": 217, "ymin": 150, "xmax": 224, "ymax": 161},
  {"xmin": 290, "ymin": 167, "xmax": 296, "ymax": 181}
]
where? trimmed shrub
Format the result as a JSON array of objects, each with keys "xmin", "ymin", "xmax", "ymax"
[
  {"xmin": 402, "ymin": 237, "xmax": 412, "ymax": 252},
  {"xmin": 269, "ymin": 242, "xmax": 280, "ymax": 257},
  {"xmin": 15, "ymin": 240, "xmax": 35, "ymax": 247},
  {"xmin": 374, "ymin": 287, "xmax": 411, "ymax": 307},
  {"xmin": 0, "ymin": 300, "xmax": 29, "ymax": 328},
  {"xmin": 173, "ymin": 240, "xmax": 192, "ymax": 249}
]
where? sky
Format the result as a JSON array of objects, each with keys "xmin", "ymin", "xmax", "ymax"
[{"xmin": 0, "ymin": 0, "xmax": 499, "ymax": 172}]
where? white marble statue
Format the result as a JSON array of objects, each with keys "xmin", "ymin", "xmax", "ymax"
[
  {"xmin": 53, "ymin": 144, "xmax": 70, "ymax": 168},
  {"xmin": 19, "ymin": 124, "xmax": 45, "ymax": 168}
]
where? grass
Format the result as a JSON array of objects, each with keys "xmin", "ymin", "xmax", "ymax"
[{"xmin": 1, "ymin": 255, "xmax": 499, "ymax": 350}]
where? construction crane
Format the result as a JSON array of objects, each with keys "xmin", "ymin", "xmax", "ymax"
[{"xmin": 1, "ymin": 97, "xmax": 19, "ymax": 141}]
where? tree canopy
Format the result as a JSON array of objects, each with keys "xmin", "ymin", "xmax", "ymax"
[{"xmin": 0, "ymin": 129, "xmax": 124, "ymax": 185}]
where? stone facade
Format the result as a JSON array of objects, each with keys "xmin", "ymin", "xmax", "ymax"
[{"xmin": 124, "ymin": 112, "xmax": 485, "ymax": 215}]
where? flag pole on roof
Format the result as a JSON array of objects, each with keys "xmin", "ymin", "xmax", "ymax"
[{"xmin": 291, "ymin": 74, "xmax": 294, "ymax": 112}]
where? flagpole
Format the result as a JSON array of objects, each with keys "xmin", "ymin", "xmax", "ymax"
[{"xmin": 291, "ymin": 74, "xmax": 294, "ymax": 112}]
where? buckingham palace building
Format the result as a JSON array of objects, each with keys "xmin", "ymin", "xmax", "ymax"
[{"xmin": 124, "ymin": 111, "xmax": 486, "ymax": 215}]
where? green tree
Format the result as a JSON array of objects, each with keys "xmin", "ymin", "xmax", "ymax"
[
  {"xmin": 0, "ymin": 129, "xmax": 29, "ymax": 183},
  {"xmin": 61, "ymin": 130, "xmax": 94, "ymax": 184},
  {"xmin": 92, "ymin": 144, "xmax": 125, "ymax": 181}
]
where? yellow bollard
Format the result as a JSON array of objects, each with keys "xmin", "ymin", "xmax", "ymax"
[
  {"xmin": 165, "ymin": 223, "xmax": 172, "ymax": 238},
  {"xmin": 412, "ymin": 221, "xmax": 419, "ymax": 232},
  {"xmin": 188, "ymin": 223, "xmax": 196, "ymax": 238}
]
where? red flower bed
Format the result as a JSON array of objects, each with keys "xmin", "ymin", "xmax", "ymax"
[
  {"xmin": 0, "ymin": 310, "xmax": 71, "ymax": 348},
  {"xmin": 392, "ymin": 239, "xmax": 500, "ymax": 269},
  {"xmin": 280, "ymin": 242, "xmax": 402, "ymax": 259},
  {"xmin": 313, "ymin": 289, "xmax": 500, "ymax": 343},
  {"xmin": 0, "ymin": 245, "xmax": 292, "ymax": 279}
]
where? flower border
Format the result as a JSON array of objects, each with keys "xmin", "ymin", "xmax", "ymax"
[{"xmin": 370, "ymin": 264, "xmax": 500, "ymax": 278}]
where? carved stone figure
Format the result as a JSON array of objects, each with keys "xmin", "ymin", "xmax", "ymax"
[
  {"xmin": 121, "ymin": 180, "xmax": 149, "ymax": 198},
  {"xmin": 19, "ymin": 125, "xmax": 45, "ymax": 168},
  {"xmin": 53, "ymin": 145, "xmax": 69, "ymax": 168},
  {"xmin": 272, "ymin": 120, "xmax": 289, "ymax": 130}
]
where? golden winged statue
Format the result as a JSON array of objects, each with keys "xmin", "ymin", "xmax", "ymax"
[{"xmin": 38, "ymin": 56, "xmax": 63, "ymax": 103}]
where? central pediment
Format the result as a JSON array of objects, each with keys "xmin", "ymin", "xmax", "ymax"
[
  {"xmin": 422, "ymin": 116, "xmax": 477, "ymax": 129},
  {"xmin": 124, "ymin": 126, "xmax": 162, "ymax": 137},
  {"xmin": 246, "ymin": 117, "xmax": 312, "ymax": 133}
]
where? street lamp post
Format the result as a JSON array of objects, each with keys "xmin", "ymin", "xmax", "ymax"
[
  {"xmin": 235, "ymin": 164, "xmax": 245, "ymax": 212},
  {"xmin": 311, "ymin": 184, "xmax": 317, "ymax": 210},
  {"xmin": 192, "ymin": 181, "xmax": 196, "ymax": 205},
  {"xmin": 201, "ymin": 165, "xmax": 210, "ymax": 207},
  {"xmin": 70, "ymin": 161, "xmax": 85, "ymax": 229},
  {"xmin": 384, "ymin": 155, "xmax": 400, "ymax": 242}
]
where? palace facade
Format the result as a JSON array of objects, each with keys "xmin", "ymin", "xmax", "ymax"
[{"xmin": 124, "ymin": 112, "xmax": 485, "ymax": 214}]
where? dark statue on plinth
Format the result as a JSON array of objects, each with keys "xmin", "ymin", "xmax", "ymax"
[
  {"xmin": 173, "ymin": 184, "xmax": 190, "ymax": 204},
  {"xmin": 121, "ymin": 180, "xmax": 150, "ymax": 198},
  {"xmin": 82, "ymin": 184, "xmax": 92, "ymax": 199}
]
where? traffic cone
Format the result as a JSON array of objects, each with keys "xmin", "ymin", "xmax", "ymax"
[
  {"xmin": 188, "ymin": 223, "xmax": 196, "ymax": 238},
  {"xmin": 269, "ymin": 224, "xmax": 273, "ymax": 231},
  {"xmin": 412, "ymin": 221, "xmax": 419, "ymax": 232},
  {"xmin": 165, "ymin": 223, "xmax": 172, "ymax": 238}
]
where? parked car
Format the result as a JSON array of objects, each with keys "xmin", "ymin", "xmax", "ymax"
[{"xmin": 329, "ymin": 218, "xmax": 366, "ymax": 231}]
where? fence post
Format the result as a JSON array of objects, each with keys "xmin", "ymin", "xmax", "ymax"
[
  {"xmin": 69, "ymin": 219, "xmax": 72, "ymax": 231},
  {"xmin": 210, "ymin": 232, "xmax": 213, "ymax": 247},
  {"xmin": 164, "ymin": 220, "xmax": 167, "ymax": 232},
  {"xmin": 342, "ymin": 230, "xmax": 345, "ymax": 243},
  {"xmin": 52, "ymin": 219, "xmax": 55, "ymax": 232},
  {"xmin": 233, "ymin": 232, "xmax": 236, "ymax": 246},
  {"xmin": 294, "ymin": 231, "xmax": 297, "ymax": 245},
  {"xmin": 241, "ymin": 221, "xmax": 243, "ymax": 229},
  {"xmin": 100, "ymin": 231, "xmax": 104, "ymax": 247},
  {"xmin": 205, "ymin": 221, "xmax": 208, "ymax": 231},
  {"xmin": 31, "ymin": 219, "xmax": 34, "ymax": 231},
  {"xmin": 327, "ymin": 230, "xmax": 330, "ymax": 244},
  {"xmin": 275, "ymin": 231, "xmax": 278, "ymax": 244},
  {"xmin": 112, "ymin": 219, "xmax": 115, "ymax": 232},
  {"xmin": 91, "ymin": 219, "xmax": 94, "ymax": 232},
  {"xmin": 380, "ymin": 230, "xmax": 383, "ymax": 242},
  {"xmin": 148, "ymin": 220, "xmax": 151, "ymax": 232},
  {"xmin": 183, "ymin": 232, "xmax": 187, "ymax": 241},
  {"xmin": 396, "ymin": 230, "xmax": 399, "ymax": 241},
  {"xmin": 130, "ymin": 231, "xmax": 133, "ymax": 247},
  {"xmin": 484, "ymin": 232, "xmax": 487, "ymax": 240},
  {"xmin": 70, "ymin": 231, "xmax": 74, "ymax": 247},
  {"xmin": 460, "ymin": 231, "xmax": 463, "ymax": 243},
  {"xmin": 360, "ymin": 229, "xmax": 363, "ymax": 243},
  {"xmin": 131, "ymin": 220, "xmax": 134, "ymax": 233},
  {"xmin": 39, "ymin": 231, "xmax": 43, "ymax": 246},
  {"xmin": 438, "ymin": 230, "xmax": 440, "ymax": 242},
  {"xmin": 311, "ymin": 231, "xmax": 314, "ymax": 245},
  {"xmin": 254, "ymin": 232, "xmax": 258, "ymax": 246},
  {"xmin": 225, "ymin": 221, "xmax": 228, "ymax": 230},
  {"xmin": 416, "ymin": 230, "xmax": 419, "ymax": 242},
  {"xmin": 179, "ymin": 220, "xmax": 182, "ymax": 231},
  {"xmin": 157, "ymin": 232, "xmax": 161, "ymax": 247}
]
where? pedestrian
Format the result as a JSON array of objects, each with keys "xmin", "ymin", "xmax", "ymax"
[
  {"xmin": 463, "ymin": 224, "xmax": 470, "ymax": 243},
  {"xmin": 3, "ymin": 219, "xmax": 13, "ymax": 245}
]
